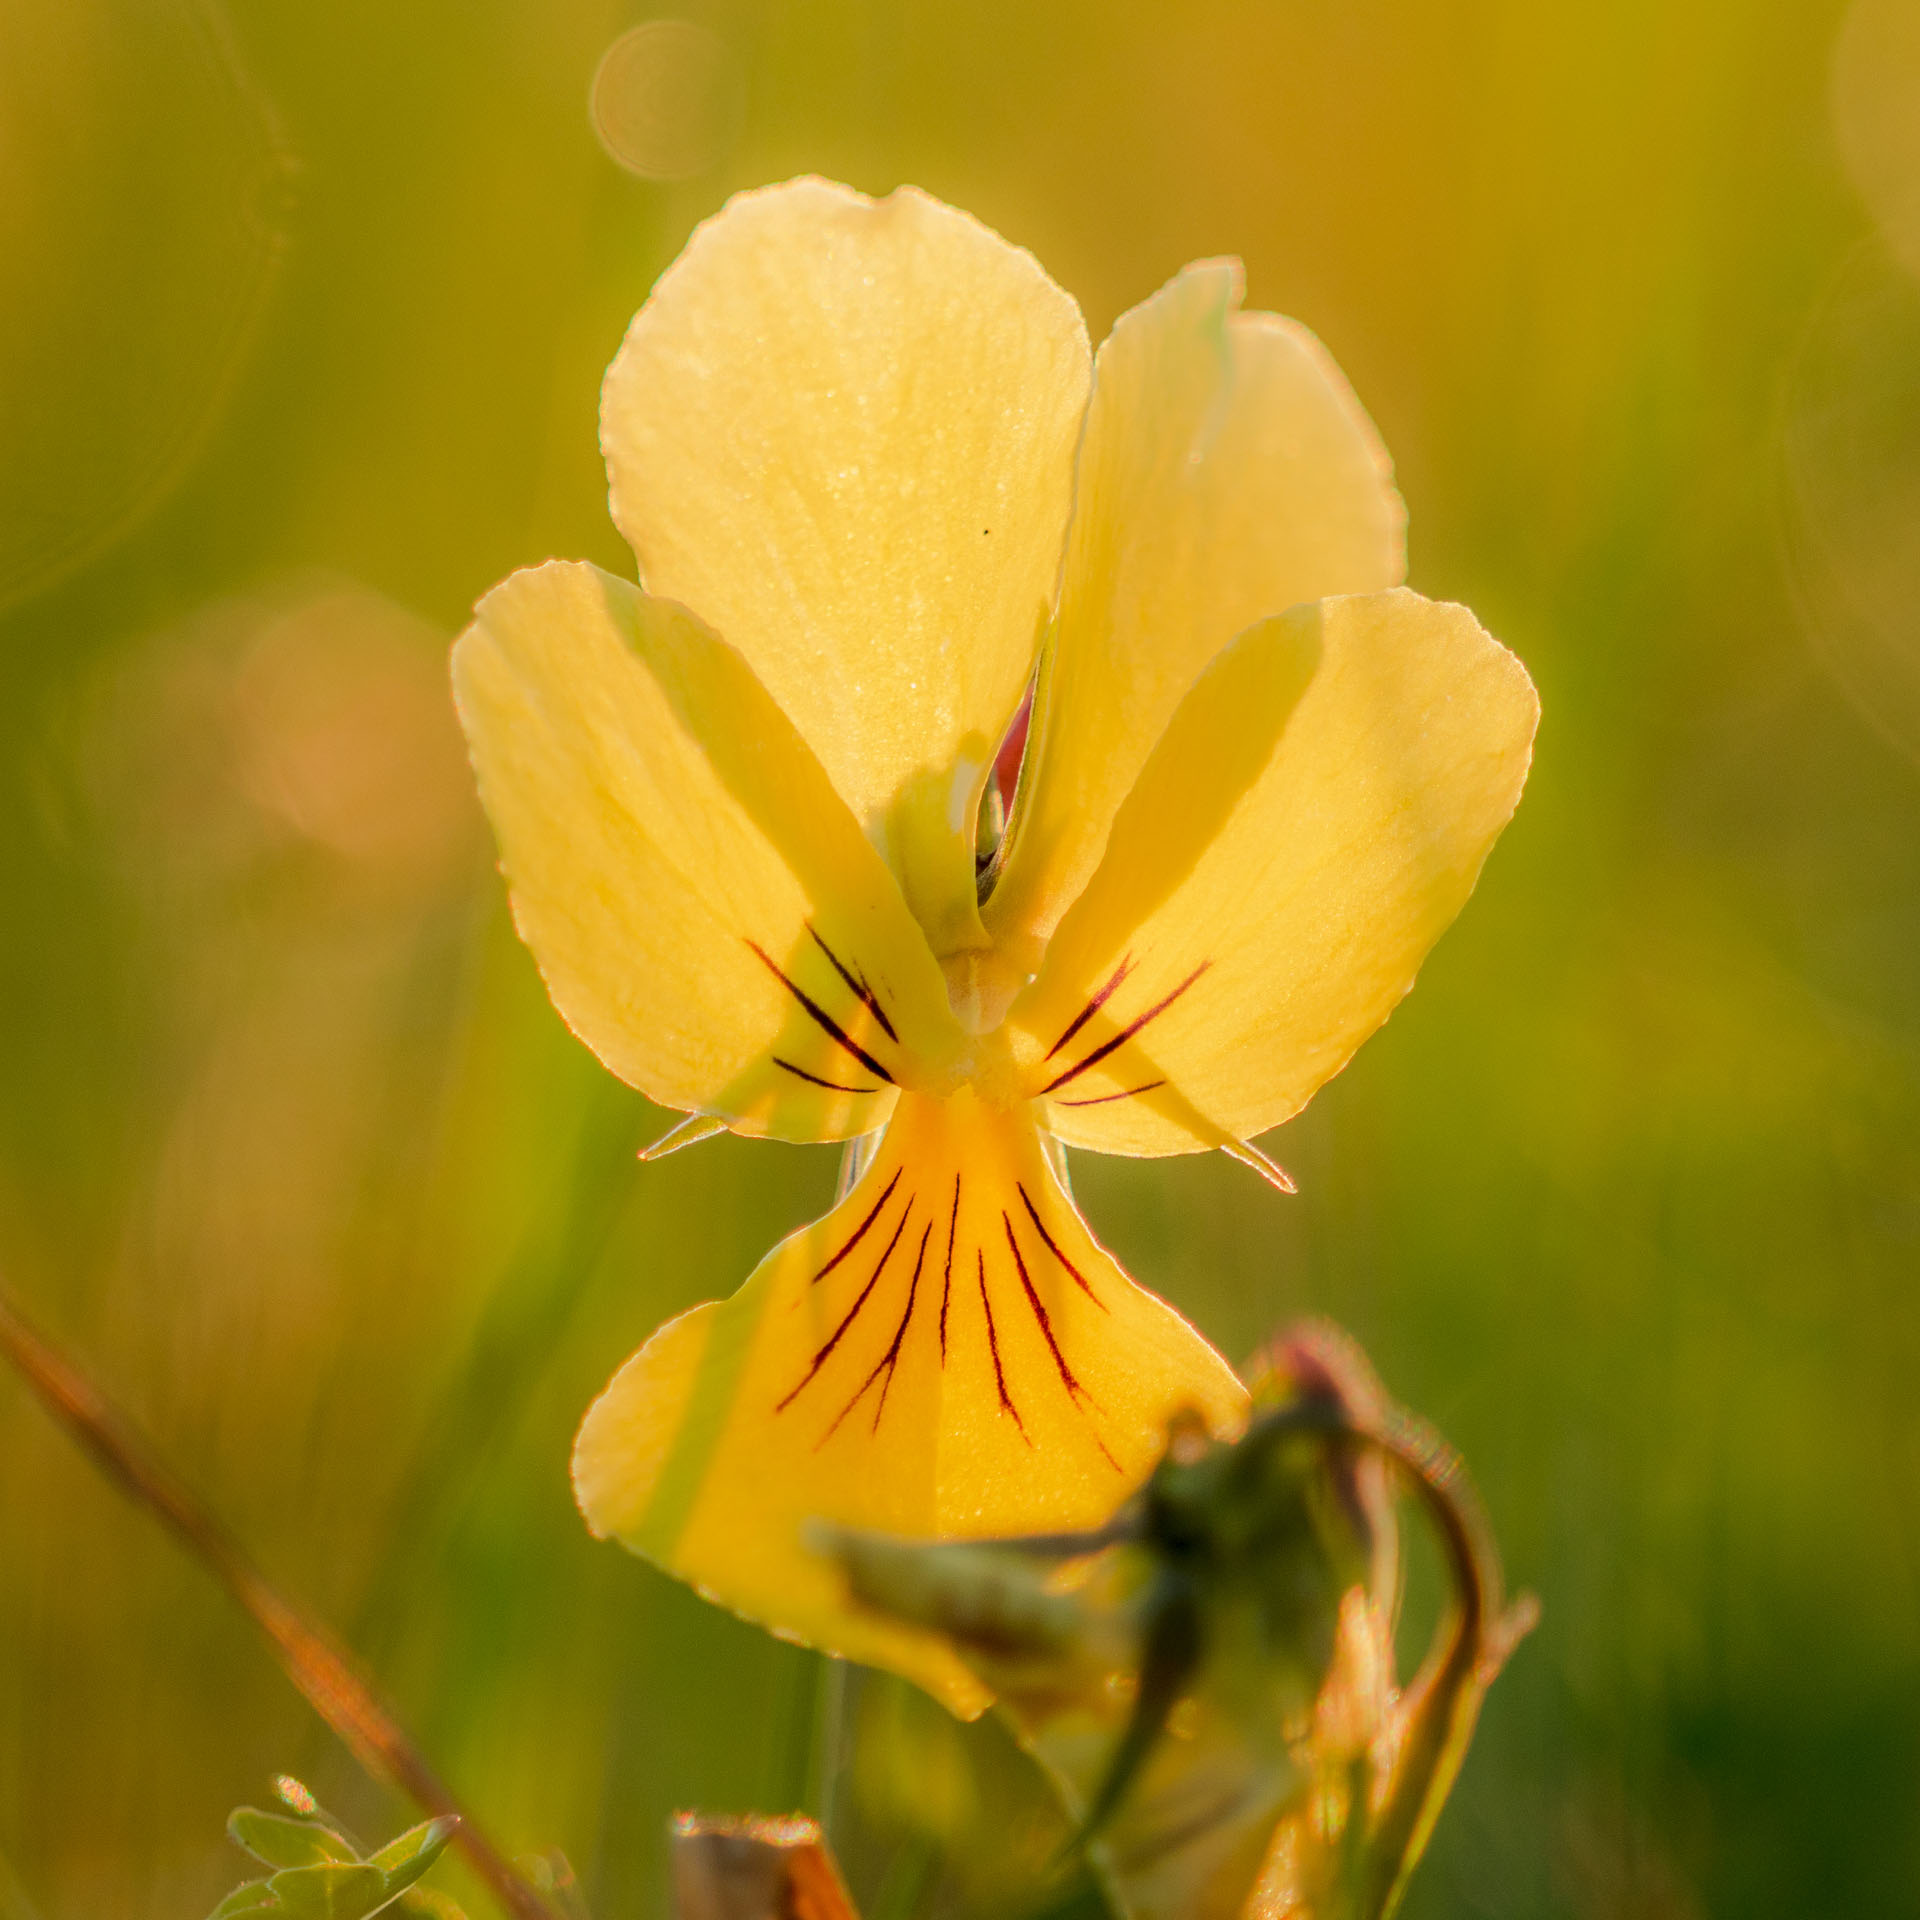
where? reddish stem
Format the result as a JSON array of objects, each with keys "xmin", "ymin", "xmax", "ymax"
[{"xmin": 0, "ymin": 1277, "xmax": 563, "ymax": 1920}]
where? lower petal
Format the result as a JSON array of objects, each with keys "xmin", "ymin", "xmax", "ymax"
[{"xmin": 571, "ymin": 1090, "xmax": 1248, "ymax": 1716}]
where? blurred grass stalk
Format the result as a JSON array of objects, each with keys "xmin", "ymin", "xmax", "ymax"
[{"xmin": 0, "ymin": 1275, "xmax": 561, "ymax": 1920}]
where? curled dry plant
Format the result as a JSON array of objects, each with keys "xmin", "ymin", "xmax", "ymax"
[{"xmin": 676, "ymin": 1322, "xmax": 1532, "ymax": 1920}]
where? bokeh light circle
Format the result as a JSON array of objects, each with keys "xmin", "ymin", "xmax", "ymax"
[
  {"xmin": 1832, "ymin": 0, "xmax": 1920, "ymax": 280},
  {"xmin": 1782, "ymin": 243, "xmax": 1920, "ymax": 766},
  {"xmin": 589, "ymin": 20, "xmax": 739, "ymax": 181},
  {"xmin": 0, "ymin": 0, "xmax": 291, "ymax": 613}
]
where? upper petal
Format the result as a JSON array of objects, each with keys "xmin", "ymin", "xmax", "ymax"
[
  {"xmin": 601, "ymin": 178, "xmax": 1092, "ymax": 954},
  {"xmin": 1008, "ymin": 590, "xmax": 1538, "ymax": 1154},
  {"xmin": 984, "ymin": 261, "xmax": 1405, "ymax": 967},
  {"xmin": 452, "ymin": 560, "xmax": 965, "ymax": 1141}
]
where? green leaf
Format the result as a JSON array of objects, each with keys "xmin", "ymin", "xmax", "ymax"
[
  {"xmin": 217, "ymin": 1786, "xmax": 459, "ymax": 1920},
  {"xmin": 229, "ymin": 1808, "xmax": 361, "ymax": 1870},
  {"xmin": 366, "ymin": 1817, "xmax": 458, "ymax": 1897},
  {"xmin": 208, "ymin": 1880, "xmax": 283, "ymax": 1918},
  {"xmin": 262, "ymin": 1863, "xmax": 389, "ymax": 1920}
]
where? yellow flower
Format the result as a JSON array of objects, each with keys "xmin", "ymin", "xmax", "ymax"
[{"xmin": 452, "ymin": 178, "xmax": 1538, "ymax": 1714}]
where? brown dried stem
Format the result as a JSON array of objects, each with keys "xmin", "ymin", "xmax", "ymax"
[{"xmin": 0, "ymin": 1276, "xmax": 563, "ymax": 1920}]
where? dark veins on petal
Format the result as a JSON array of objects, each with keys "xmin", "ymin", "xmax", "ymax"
[
  {"xmin": 775, "ymin": 1165, "xmax": 1117, "ymax": 1468},
  {"xmin": 821, "ymin": 1220, "xmax": 933, "ymax": 1443},
  {"xmin": 776, "ymin": 1198, "xmax": 913, "ymax": 1413},
  {"xmin": 1037, "ymin": 961, "xmax": 1211, "ymax": 1098},
  {"xmin": 811, "ymin": 1170, "xmax": 902, "ymax": 1286},
  {"xmin": 807, "ymin": 923, "xmax": 899, "ymax": 1042},
  {"xmin": 747, "ymin": 938, "xmax": 896, "ymax": 1084},
  {"xmin": 774, "ymin": 1057, "xmax": 882, "ymax": 1094},
  {"xmin": 1057, "ymin": 1078, "xmax": 1167, "ymax": 1109},
  {"xmin": 940, "ymin": 1175, "xmax": 960, "ymax": 1360},
  {"xmin": 1002, "ymin": 1212, "xmax": 1119, "ymax": 1470},
  {"xmin": 1017, "ymin": 1183, "xmax": 1106, "ymax": 1309},
  {"xmin": 1045, "ymin": 954, "xmax": 1135, "ymax": 1061},
  {"xmin": 977, "ymin": 1246, "xmax": 1026, "ymax": 1440}
]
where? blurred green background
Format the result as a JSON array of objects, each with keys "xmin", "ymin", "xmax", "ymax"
[{"xmin": 3, "ymin": 0, "xmax": 1919, "ymax": 1913}]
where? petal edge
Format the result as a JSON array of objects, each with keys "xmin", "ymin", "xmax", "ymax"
[
  {"xmin": 453, "ymin": 560, "xmax": 962, "ymax": 1140},
  {"xmin": 602, "ymin": 178, "xmax": 1093, "ymax": 953},
  {"xmin": 1013, "ymin": 590, "xmax": 1538, "ymax": 1154}
]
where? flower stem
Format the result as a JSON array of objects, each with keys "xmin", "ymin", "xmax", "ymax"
[
  {"xmin": 810, "ymin": 1654, "xmax": 849, "ymax": 1838},
  {"xmin": 0, "ymin": 1275, "xmax": 563, "ymax": 1920}
]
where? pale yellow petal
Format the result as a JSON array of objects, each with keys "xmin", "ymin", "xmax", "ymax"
[
  {"xmin": 452, "ymin": 560, "xmax": 964, "ymax": 1142},
  {"xmin": 572, "ymin": 1088, "xmax": 1247, "ymax": 1715},
  {"xmin": 1009, "ymin": 590, "xmax": 1538, "ymax": 1154},
  {"xmin": 985, "ymin": 261, "xmax": 1405, "ymax": 966},
  {"xmin": 601, "ymin": 177, "xmax": 1092, "ymax": 954}
]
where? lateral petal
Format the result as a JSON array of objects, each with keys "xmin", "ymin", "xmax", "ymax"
[
  {"xmin": 601, "ymin": 178, "xmax": 1092, "ymax": 953},
  {"xmin": 985, "ymin": 261, "xmax": 1404, "ymax": 967},
  {"xmin": 1010, "ymin": 591, "xmax": 1538, "ymax": 1154},
  {"xmin": 571, "ymin": 1088, "xmax": 1247, "ymax": 1715},
  {"xmin": 452, "ymin": 560, "xmax": 963, "ymax": 1142}
]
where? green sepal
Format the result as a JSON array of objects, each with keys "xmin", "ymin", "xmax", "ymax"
[
  {"xmin": 229, "ymin": 1808, "xmax": 361, "ymax": 1870},
  {"xmin": 208, "ymin": 1879, "xmax": 283, "ymax": 1918},
  {"xmin": 216, "ymin": 1785, "xmax": 459, "ymax": 1920},
  {"xmin": 367, "ymin": 1817, "xmax": 459, "ymax": 1896},
  {"xmin": 262, "ymin": 1863, "xmax": 389, "ymax": 1918}
]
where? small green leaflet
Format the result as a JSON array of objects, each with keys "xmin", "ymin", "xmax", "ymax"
[{"xmin": 209, "ymin": 1778, "xmax": 463, "ymax": 1920}]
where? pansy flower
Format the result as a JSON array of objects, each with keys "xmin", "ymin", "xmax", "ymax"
[{"xmin": 453, "ymin": 178, "xmax": 1538, "ymax": 1713}]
